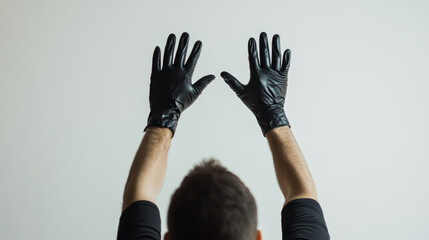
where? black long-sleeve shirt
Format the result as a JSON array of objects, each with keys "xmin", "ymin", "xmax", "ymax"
[{"xmin": 117, "ymin": 198, "xmax": 329, "ymax": 240}]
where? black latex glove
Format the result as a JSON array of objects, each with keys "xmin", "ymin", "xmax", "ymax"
[
  {"xmin": 221, "ymin": 32, "xmax": 291, "ymax": 136},
  {"xmin": 145, "ymin": 32, "xmax": 215, "ymax": 137}
]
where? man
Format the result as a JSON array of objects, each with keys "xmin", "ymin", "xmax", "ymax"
[{"xmin": 117, "ymin": 32, "xmax": 330, "ymax": 240}]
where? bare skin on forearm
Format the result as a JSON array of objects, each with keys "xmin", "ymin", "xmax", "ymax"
[
  {"xmin": 122, "ymin": 127, "xmax": 172, "ymax": 212},
  {"xmin": 266, "ymin": 126, "xmax": 318, "ymax": 207}
]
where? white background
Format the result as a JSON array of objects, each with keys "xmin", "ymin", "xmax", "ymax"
[{"xmin": 1, "ymin": 0, "xmax": 428, "ymax": 239}]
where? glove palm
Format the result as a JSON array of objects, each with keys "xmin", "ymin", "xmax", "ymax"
[
  {"xmin": 221, "ymin": 32, "xmax": 291, "ymax": 136},
  {"xmin": 146, "ymin": 33, "xmax": 215, "ymax": 136}
]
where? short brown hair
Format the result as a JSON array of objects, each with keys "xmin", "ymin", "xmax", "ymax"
[{"xmin": 167, "ymin": 159, "xmax": 257, "ymax": 240}]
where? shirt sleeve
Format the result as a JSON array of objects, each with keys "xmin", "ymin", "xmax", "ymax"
[
  {"xmin": 117, "ymin": 200, "xmax": 161, "ymax": 240},
  {"xmin": 281, "ymin": 198, "xmax": 330, "ymax": 240}
]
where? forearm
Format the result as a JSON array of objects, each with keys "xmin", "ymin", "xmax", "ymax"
[
  {"xmin": 122, "ymin": 127, "xmax": 172, "ymax": 211},
  {"xmin": 266, "ymin": 126, "xmax": 317, "ymax": 205}
]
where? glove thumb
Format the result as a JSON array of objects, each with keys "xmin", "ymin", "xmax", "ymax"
[
  {"xmin": 221, "ymin": 71, "xmax": 244, "ymax": 94},
  {"xmin": 193, "ymin": 74, "xmax": 215, "ymax": 95}
]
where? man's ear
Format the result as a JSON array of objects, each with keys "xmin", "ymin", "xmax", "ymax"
[
  {"xmin": 256, "ymin": 229, "xmax": 262, "ymax": 240},
  {"xmin": 164, "ymin": 232, "xmax": 169, "ymax": 240}
]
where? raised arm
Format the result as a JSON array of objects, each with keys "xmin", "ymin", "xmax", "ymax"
[
  {"xmin": 266, "ymin": 126, "xmax": 317, "ymax": 206},
  {"xmin": 121, "ymin": 32, "xmax": 215, "ymax": 212},
  {"xmin": 221, "ymin": 32, "xmax": 317, "ymax": 206},
  {"xmin": 122, "ymin": 127, "xmax": 171, "ymax": 211}
]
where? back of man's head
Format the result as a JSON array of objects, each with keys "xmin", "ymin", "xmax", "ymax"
[{"xmin": 167, "ymin": 159, "xmax": 257, "ymax": 240}]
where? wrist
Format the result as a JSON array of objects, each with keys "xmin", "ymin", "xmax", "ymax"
[
  {"xmin": 255, "ymin": 108, "xmax": 290, "ymax": 136},
  {"xmin": 144, "ymin": 126, "xmax": 173, "ymax": 139},
  {"xmin": 145, "ymin": 108, "xmax": 181, "ymax": 137},
  {"xmin": 265, "ymin": 125, "xmax": 291, "ymax": 139}
]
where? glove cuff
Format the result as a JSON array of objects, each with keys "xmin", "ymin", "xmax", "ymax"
[
  {"xmin": 256, "ymin": 108, "xmax": 290, "ymax": 137},
  {"xmin": 144, "ymin": 108, "xmax": 180, "ymax": 137}
]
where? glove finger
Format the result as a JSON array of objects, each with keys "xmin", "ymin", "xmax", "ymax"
[
  {"xmin": 272, "ymin": 34, "xmax": 281, "ymax": 71},
  {"xmin": 221, "ymin": 71, "xmax": 245, "ymax": 94},
  {"xmin": 184, "ymin": 40, "xmax": 202, "ymax": 71},
  {"xmin": 163, "ymin": 33, "xmax": 176, "ymax": 67},
  {"xmin": 174, "ymin": 32, "xmax": 189, "ymax": 67},
  {"xmin": 259, "ymin": 32, "xmax": 270, "ymax": 68},
  {"xmin": 281, "ymin": 49, "xmax": 292, "ymax": 73},
  {"xmin": 193, "ymin": 74, "xmax": 215, "ymax": 95},
  {"xmin": 152, "ymin": 46, "xmax": 161, "ymax": 72},
  {"xmin": 248, "ymin": 38, "xmax": 260, "ymax": 70}
]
